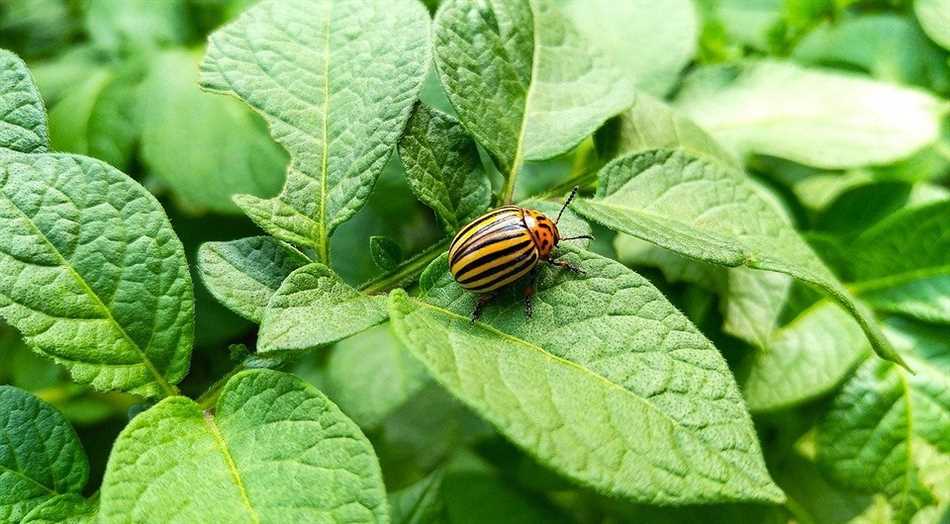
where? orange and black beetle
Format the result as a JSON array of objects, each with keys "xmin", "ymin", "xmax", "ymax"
[{"xmin": 448, "ymin": 187, "xmax": 591, "ymax": 321}]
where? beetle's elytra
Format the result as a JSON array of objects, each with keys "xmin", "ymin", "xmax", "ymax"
[{"xmin": 448, "ymin": 187, "xmax": 592, "ymax": 321}]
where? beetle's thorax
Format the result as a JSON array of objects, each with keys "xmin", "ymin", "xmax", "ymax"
[{"xmin": 521, "ymin": 209, "xmax": 559, "ymax": 259}]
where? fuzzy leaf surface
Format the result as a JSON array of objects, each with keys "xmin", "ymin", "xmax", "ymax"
[
  {"xmin": 389, "ymin": 249, "xmax": 783, "ymax": 504},
  {"xmin": 398, "ymin": 104, "xmax": 490, "ymax": 231},
  {"xmin": 572, "ymin": 149, "xmax": 903, "ymax": 367},
  {"xmin": 433, "ymin": 0, "xmax": 634, "ymax": 176},
  {"xmin": 258, "ymin": 263, "xmax": 387, "ymax": 353},
  {"xmin": 21, "ymin": 494, "xmax": 96, "ymax": 524},
  {"xmin": 0, "ymin": 50, "xmax": 48, "ymax": 153},
  {"xmin": 201, "ymin": 0, "xmax": 431, "ymax": 261},
  {"xmin": 198, "ymin": 236, "xmax": 308, "ymax": 323},
  {"xmin": 99, "ymin": 369, "xmax": 388, "ymax": 523},
  {"xmin": 0, "ymin": 386, "xmax": 88, "ymax": 523},
  {"xmin": 0, "ymin": 151, "xmax": 194, "ymax": 397}
]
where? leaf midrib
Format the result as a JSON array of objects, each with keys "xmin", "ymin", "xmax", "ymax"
[
  {"xmin": 0, "ymin": 427, "xmax": 59, "ymax": 497},
  {"xmin": 406, "ymin": 296, "xmax": 775, "ymax": 495},
  {"xmin": 501, "ymin": 0, "xmax": 540, "ymax": 203},
  {"xmin": 317, "ymin": 0, "xmax": 333, "ymax": 264},
  {"xmin": 0, "ymin": 182, "xmax": 175, "ymax": 397},
  {"xmin": 203, "ymin": 410, "xmax": 260, "ymax": 524}
]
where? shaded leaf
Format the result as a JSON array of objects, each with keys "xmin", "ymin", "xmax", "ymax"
[
  {"xmin": 21, "ymin": 494, "xmax": 96, "ymax": 524},
  {"xmin": 433, "ymin": 0, "xmax": 634, "ymax": 179},
  {"xmin": 198, "ymin": 236, "xmax": 309, "ymax": 323},
  {"xmin": 0, "ymin": 386, "xmax": 88, "ymax": 523},
  {"xmin": 370, "ymin": 236, "xmax": 404, "ymax": 271},
  {"xmin": 388, "ymin": 470, "xmax": 446, "ymax": 524},
  {"xmin": 85, "ymin": 0, "xmax": 191, "ymax": 55},
  {"xmin": 389, "ymin": 249, "xmax": 784, "ymax": 504},
  {"xmin": 258, "ymin": 263, "xmax": 387, "ymax": 353},
  {"xmin": 201, "ymin": 0, "xmax": 431, "ymax": 261},
  {"xmin": 0, "ymin": 49, "xmax": 48, "ymax": 153},
  {"xmin": 675, "ymin": 61, "xmax": 944, "ymax": 169},
  {"xmin": 915, "ymin": 0, "xmax": 950, "ymax": 50},
  {"xmin": 325, "ymin": 323, "xmax": 429, "ymax": 429},
  {"xmin": 572, "ymin": 149, "xmax": 904, "ymax": 367},
  {"xmin": 99, "ymin": 369, "xmax": 388, "ymax": 523},
  {"xmin": 398, "ymin": 104, "xmax": 490, "ymax": 231},
  {"xmin": 0, "ymin": 150, "xmax": 194, "ymax": 397},
  {"xmin": 740, "ymin": 301, "xmax": 869, "ymax": 412}
]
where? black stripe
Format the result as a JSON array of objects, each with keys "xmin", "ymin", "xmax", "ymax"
[
  {"xmin": 455, "ymin": 239, "xmax": 533, "ymax": 281},
  {"xmin": 450, "ymin": 210, "xmax": 521, "ymax": 257},
  {"xmin": 453, "ymin": 206, "xmax": 520, "ymax": 243},
  {"xmin": 451, "ymin": 225, "xmax": 527, "ymax": 264},
  {"xmin": 467, "ymin": 251, "xmax": 538, "ymax": 291}
]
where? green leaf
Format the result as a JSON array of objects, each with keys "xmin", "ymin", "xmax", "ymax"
[
  {"xmin": 85, "ymin": 0, "xmax": 190, "ymax": 55},
  {"xmin": 198, "ymin": 236, "xmax": 309, "ymax": 323},
  {"xmin": 142, "ymin": 50, "xmax": 288, "ymax": 214},
  {"xmin": 325, "ymin": 323, "xmax": 429, "ymax": 429},
  {"xmin": 370, "ymin": 236, "xmax": 404, "ymax": 271},
  {"xmin": 915, "ymin": 0, "xmax": 950, "ymax": 50},
  {"xmin": 674, "ymin": 60, "xmax": 944, "ymax": 169},
  {"xmin": 441, "ymin": 470, "xmax": 568, "ymax": 523},
  {"xmin": 848, "ymin": 199, "xmax": 950, "ymax": 324},
  {"xmin": 258, "ymin": 263, "xmax": 388, "ymax": 353},
  {"xmin": 740, "ymin": 301, "xmax": 869, "ymax": 412},
  {"xmin": 816, "ymin": 319, "xmax": 950, "ymax": 524},
  {"xmin": 557, "ymin": 0, "xmax": 698, "ymax": 96},
  {"xmin": 0, "ymin": 150, "xmax": 194, "ymax": 398},
  {"xmin": 99, "ymin": 369, "xmax": 388, "ymax": 523},
  {"xmin": 0, "ymin": 386, "xmax": 89, "ymax": 523},
  {"xmin": 792, "ymin": 14, "xmax": 950, "ymax": 92},
  {"xmin": 572, "ymin": 149, "xmax": 905, "ymax": 367},
  {"xmin": 47, "ymin": 66, "xmax": 141, "ymax": 170},
  {"xmin": 596, "ymin": 93, "xmax": 738, "ymax": 168},
  {"xmin": 21, "ymin": 494, "xmax": 97, "ymax": 524},
  {"xmin": 389, "ymin": 249, "xmax": 784, "ymax": 504},
  {"xmin": 398, "ymin": 104, "xmax": 491, "ymax": 231},
  {"xmin": 0, "ymin": 0, "xmax": 77, "ymax": 59},
  {"xmin": 0, "ymin": 50, "xmax": 48, "ymax": 153},
  {"xmin": 432, "ymin": 0, "xmax": 635, "ymax": 187},
  {"xmin": 200, "ymin": 0, "xmax": 431, "ymax": 262},
  {"xmin": 388, "ymin": 470, "xmax": 446, "ymax": 524}
]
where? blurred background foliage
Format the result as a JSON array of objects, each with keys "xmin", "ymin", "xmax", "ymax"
[{"xmin": 0, "ymin": 0, "xmax": 948, "ymax": 522}]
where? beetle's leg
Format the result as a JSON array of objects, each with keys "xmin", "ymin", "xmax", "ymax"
[
  {"xmin": 547, "ymin": 256, "xmax": 584, "ymax": 275},
  {"xmin": 522, "ymin": 267, "xmax": 540, "ymax": 319},
  {"xmin": 471, "ymin": 293, "xmax": 496, "ymax": 324}
]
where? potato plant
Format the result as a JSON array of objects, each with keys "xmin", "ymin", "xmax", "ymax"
[{"xmin": 0, "ymin": 0, "xmax": 948, "ymax": 523}]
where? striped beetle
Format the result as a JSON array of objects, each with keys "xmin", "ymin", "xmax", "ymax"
[{"xmin": 448, "ymin": 187, "xmax": 592, "ymax": 321}]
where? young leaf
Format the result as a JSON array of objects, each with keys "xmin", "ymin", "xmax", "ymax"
[
  {"xmin": 558, "ymin": 0, "xmax": 698, "ymax": 96},
  {"xmin": 258, "ymin": 263, "xmax": 387, "ymax": 353},
  {"xmin": 848, "ymin": 200, "xmax": 950, "ymax": 324},
  {"xmin": 0, "ymin": 386, "xmax": 89, "ymax": 523},
  {"xmin": 198, "ymin": 236, "xmax": 309, "ymax": 323},
  {"xmin": 572, "ymin": 149, "xmax": 905, "ymax": 367},
  {"xmin": 397, "ymin": 104, "xmax": 490, "ymax": 231},
  {"xmin": 433, "ymin": 0, "xmax": 635, "ymax": 196},
  {"xmin": 674, "ymin": 61, "xmax": 944, "ymax": 169},
  {"xmin": 325, "ymin": 323, "xmax": 429, "ymax": 430},
  {"xmin": 389, "ymin": 249, "xmax": 784, "ymax": 504},
  {"xmin": 142, "ymin": 50, "xmax": 288, "ymax": 213},
  {"xmin": 740, "ymin": 301, "xmax": 869, "ymax": 412},
  {"xmin": 21, "ymin": 494, "xmax": 97, "ymax": 524},
  {"xmin": 816, "ymin": 320, "xmax": 950, "ymax": 523},
  {"xmin": 915, "ymin": 0, "xmax": 950, "ymax": 50},
  {"xmin": 99, "ymin": 369, "xmax": 388, "ymax": 523},
  {"xmin": 0, "ymin": 49, "xmax": 48, "ymax": 153},
  {"xmin": 370, "ymin": 236, "xmax": 404, "ymax": 271},
  {"xmin": 200, "ymin": 0, "xmax": 431, "ymax": 261},
  {"xmin": 0, "ymin": 150, "xmax": 194, "ymax": 398}
]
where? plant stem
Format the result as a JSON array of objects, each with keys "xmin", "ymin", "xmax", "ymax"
[
  {"xmin": 359, "ymin": 237, "xmax": 451, "ymax": 294},
  {"xmin": 500, "ymin": 162, "xmax": 521, "ymax": 204}
]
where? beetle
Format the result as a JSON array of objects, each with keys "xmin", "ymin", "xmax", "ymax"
[{"xmin": 448, "ymin": 187, "xmax": 592, "ymax": 321}]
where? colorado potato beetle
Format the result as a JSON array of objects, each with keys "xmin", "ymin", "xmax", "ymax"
[{"xmin": 448, "ymin": 187, "xmax": 592, "ymax": 321}]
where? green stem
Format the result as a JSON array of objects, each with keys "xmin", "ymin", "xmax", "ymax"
[
  {"xmin": 500, "ymin": 161, "xmax": 521, "ymax": 204},
  {"xmin": 359, "ymin": 237, "xmax": 452, "ymax": 294}
]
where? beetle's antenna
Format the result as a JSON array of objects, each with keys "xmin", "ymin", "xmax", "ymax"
[
  {"xmin": 555, "ymin": 186, "xmax": 579, "ymax": 224},
  {"xmin": 560, "ymin": 234, "xmax": 594, "ymax": 242}
]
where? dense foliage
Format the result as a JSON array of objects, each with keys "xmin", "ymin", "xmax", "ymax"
[{"xmin": 0, "ymin": 0, "xmax": 948, "ymax": 523}]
